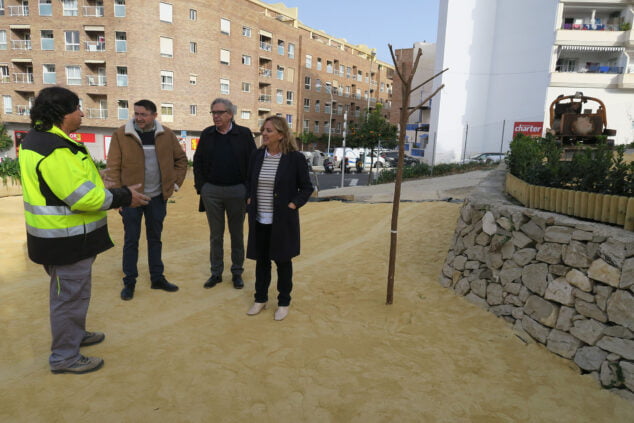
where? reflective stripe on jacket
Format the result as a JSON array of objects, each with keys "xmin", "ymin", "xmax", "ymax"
[{"xmin": 19, "ymin": 127, "xmax": 114, "ymax": 265}]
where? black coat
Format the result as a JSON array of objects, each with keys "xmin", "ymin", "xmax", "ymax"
[{"xmin": 246, "ymin": 149, "xmax": 314, "ymax": 262}]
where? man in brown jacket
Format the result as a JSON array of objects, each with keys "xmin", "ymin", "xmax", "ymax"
[{"xmin": 107, "ymin": 99, "xmax": 188, "ymax": 300}]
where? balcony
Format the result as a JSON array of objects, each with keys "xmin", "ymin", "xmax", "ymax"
[
  {"xmin": 259, "ymin": 42, "xmax": 272, "ymax": 52},
  {"xmin": 16, "ymin": 105, "xmax": 30, "ymax": 116},
  {"xmin": 82, "ymin": 6, "xmax": 104, "ymax": 17},
  {"xmin": 86, "ymin": 75, "xmax": 106, "ymax": 86},
  {"xmin": 550, "ymin": 71, "xmax": 621, "ymax": 88},
  {"xmin": 11, "ymin": 39, "xmax": 32, "ymax": 50},
  {"xmin": 258, "ymin": 94, "xmax": 271, "ymax": 103},
  {"xmin": 9, "ymin": 5, "xmax": 29, "ymax": 16},
  {"xmin": 85, "ymin": 108, "xmax": 108, "ymax": 119},
  {"xmin": 258, "ymin": 67, "xmax": 272, "ymax": 78},
  {"xmin": 556, "ymin": 27, "xmax": 627, "ymax": 46},
  {"xmin": 13, "ymin": 73, "xmax": 34, "ymax": 84},
  {"xmin": 85, "ymin": 41, "xmax": 105, "ymax": 52}
]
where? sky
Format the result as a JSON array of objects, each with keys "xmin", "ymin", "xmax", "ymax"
[{"xmin": 261, "ymin": 0, "xmax": 440, "ymax": 64}]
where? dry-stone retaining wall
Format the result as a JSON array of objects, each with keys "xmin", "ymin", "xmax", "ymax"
[{"xmin": 440, "ymin": 168, "xmax": 634, "ymax": 399}]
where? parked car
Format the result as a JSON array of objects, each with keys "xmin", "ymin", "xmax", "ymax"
[
  {"xmin": 468, "ymin": 152, "xmax": 506, "ymax": 163},
  {"xmin": 382, "ymin": 151, "xmax": 419, "ymax": 167},
  {"xmin": 356, "ymin": 151, "xmax": 387, "ymax": 169}
]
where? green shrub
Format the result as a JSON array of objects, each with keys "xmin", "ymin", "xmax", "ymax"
[
  {"xmin": 0, "ymin": 158, "xmax": 21, "ymax": 186},
  {"xmin": 374, "ymin": 160, "xmax": 494, "ymax": 184}
]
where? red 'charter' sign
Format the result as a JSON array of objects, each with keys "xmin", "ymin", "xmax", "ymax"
[{"xmin": 513, "ymin": 122, "xmax": 543, "ymax": 137}]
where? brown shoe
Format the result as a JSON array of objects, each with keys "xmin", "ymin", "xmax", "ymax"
[{"xmin": 51, "ymin": 356, "xmax": 104, "ymax": 374}]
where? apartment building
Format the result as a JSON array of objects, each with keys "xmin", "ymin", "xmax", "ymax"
[
  {"xmin": 0, "ymin": 0, "xmax": 393, "ymax": 160},
  {"xmin": 391, "ymin": 42, "xmax": 436, "ymax": 159},
  {"xmin": 429, "ymin": 0, "xmax": 633, "ymax": 164}
]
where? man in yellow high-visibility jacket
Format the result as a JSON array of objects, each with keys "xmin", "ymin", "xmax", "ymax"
[{"xmin": 19, "ymin": 86, "xmax": 150, "ymax": 374}]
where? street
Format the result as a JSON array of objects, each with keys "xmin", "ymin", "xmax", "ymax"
[{"xmin": 309, "ymin": 170, "xmax": 377, "ymax": 190}]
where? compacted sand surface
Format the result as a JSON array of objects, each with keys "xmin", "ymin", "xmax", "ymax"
[{"xmin": 1, "ymin": 177, "xmax": 634, "ymax": 422}]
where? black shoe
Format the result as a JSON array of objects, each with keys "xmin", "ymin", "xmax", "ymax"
[
  {"xmin": 204, "ymin": 275, "xmax": 222, "ymax": 289},
  {"xmin": 232, "ymin": 275, "xmax": 244, "ymax": 289},
  {"xmin": 151, "ymin": 278, "xmax": 179, "ymax": 292},
  {"xmin": 80, "ymin": 331, "xmax": 105, "ymax": 347},
  {"xmin": 120, "ymin": 285, "xmax": 135, "ymax": 301}
]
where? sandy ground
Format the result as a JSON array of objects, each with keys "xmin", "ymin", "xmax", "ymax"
[{"xmin": 1, "ymin": 175, "xmax": 634, "ymax": 423}]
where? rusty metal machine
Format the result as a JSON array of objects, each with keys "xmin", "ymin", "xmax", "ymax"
[{"xmin": 547, "ymin": 92, "xmax": 617, "ymax": 145}]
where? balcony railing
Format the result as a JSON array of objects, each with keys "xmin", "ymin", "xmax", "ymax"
[
  {"xmin": 82, "ymin": 6, "xmax": 104, "ymax": 17},
  {"xmin": 561, "ymin": 23, "xmax": 621, "ymax": 31},
  {"xmin": 1, "ymin": 76, "xmax": 10, "ymax": 84},
  {"xmin": 259, "ymin": 42, "xmax": 272, "ymax": 52},
  {"xmin": 258, "ymin": 67, "xmax": 272, "ymax": 78},
  {"xmin": 258, "ymin": 94, "xmax": 271, "ymax": 103},
  {"xmin": 16, "ymin": 105, "xmax": 30, "ymax": 116},
  {"xmin": 13, "ymin": 73, "xmax": 34, "ymax": 84},
  {"xmin": 555, "ymin": 65, "xmax": 624, "ymax": 74},
  {"xmin": 11, "ymin": 40, "xmax": 32, "ymax": 50},
  {"xmin": 86, "ymin": 108, "xmax": 108, "ymax": 119},
  {"xmin": 85, "ymin": 41, "xmax": 106, "ymax": 52},
  {"xmin": 86, "ymin": 75, "xmax": 107, "ymax": 86},
  {"xmin": 9, "ymin": 5, "xmax": 29, "ymax": 16}
]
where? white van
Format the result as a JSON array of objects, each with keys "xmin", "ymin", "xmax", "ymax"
[{"xmin": 332, "ymin": 147, "xmax": 358, "ymax": 169}]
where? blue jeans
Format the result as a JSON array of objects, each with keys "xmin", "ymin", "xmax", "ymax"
[{"xmin": 121, "ymin": 194, "xmax": 166, "ymax": 285}]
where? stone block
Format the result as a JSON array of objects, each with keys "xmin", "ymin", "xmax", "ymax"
[
  {"xmin": 545, "ymin": 277, "xmax": 575, "ymax": 306},
  {"xmin": 603, "ymin": 325, "xmax": 633, "ymax": 339},
  {"xmin": 439, "ymin": 276, "xmax": 452, "ymax": 288},
  {"xmin": 587, "ymin": 258, "xmax": 621, "ymax": 288},
  {"xmin": 521, "ymin": 220, "xmax": 544, "ymax": 243},
  {"xmin": 512, "ymin": 248, "xmax": 536, "ymax": 266},
  {"xmin": 512, "ymin": 231, "xmax": 534, "ymax": 249},
  {"xmin": 485, "ymin": 252, "xmax": 503, "ymax": 270},
  {"xmin": 607, "ymin": 290, "xmax": 634, "ymax": 331},
  {"xmin": 476, "ymin": 231, "xmax": 491, "ymax": 246},
  {"xmin": 574, "ymin": 346, "xmax": 608, "ymax": 372},
  {"xmin": 572, "ymin": 230, "xmax": 593, "ymax": 242},
  {"xmin": 544, "ymin": 226, "xmax": 574, "ymax": 244},
  {"xmin": 596, "ymin": 337, "xmax": 634, "ymax": 360},
  {"xmin": 563, "ymin": 241, "xmax": 590, "ymax": 268},
  {"xmin": 503, "ymin": 282, "xmax": 522, "ymax": 296},
  {"xmin": 570, "ymin": 318, "xmax": 606, "ymax": 345},
  {"xmin": 496, "ymin": 216, "xmax": 512, "ymax": 231},
  {"xmin": 522, "ymin": 263, "xmax": 549, "ymax": 296},
  {"xmin": 621, "ymin": 361, "xmax": 634, "ymax": 392},
  {"xmin": 586, "ymin": 242, "xmax": 600, "ymax": 261},
  {"xmin": 465, "ymin": 245, "xmax": 485, "ymax": 262},
  {"xmin": 525, "ymin": 295, "xmax": 559, "ymax": 327},
  {"xmin": 501, "ymin": 238, "xmax": 515, "ymax": 260},
  {"xmin": 573, "ymin": 288, "xmax": 594, "ymax": 303},
  {"xmin": 504, "ymin": 295, "xmax": 524, "ymax": 307},
  {"xmin": 600, "ymin": 361, "xmax": 623, "ymax": 388},
  {"xmin": 599, "ymin": 239, "xmax": 626, "ymax": 268},
  {"xmin": 464, "ymin": 260, "xmax": 480, "ymax": 270},
  {"xmin": 465, "ymin": 292, "xmax": 488, "ymax": 309},
  {"xmin": 566, "ymin": 268, "xmax": 592, "ymax": 292},
  {"xmin": 522, "ymin": 315, "xmax": 550, "ymax": 344},
  {"xmin": 511, "ymin": 307, "xmax": 524, "ymax": 320},
  {"xmin": 455, "ymin": 278, "xmax": 470, "ymax": 296},
  {"xmin": 500, "ymin": 267, "xmax": 523, "ymax": 285},
  {"xmin": 536, "ymin": 242, "xmax": 563, "ymax": 265},
  {"xmin": 482, "ymin": 211, "xmax": 497, "ymax": 235},
  {"xmin": 490, "ymin": 304, "xmax": 514, "ymax": 317},
  {"xmin": 453, "ymin": 255, "xmax": 467, "ymax": 271},
  {"xmin": 486, "ymin": 283, "xmax": 504, "ymax": 305},
  {"xmin": 547, "ymin": 329, "xmax": 582, "ymax": 359},
  {"xmin": 621, "ymin": 257, "xmax": 634, "ymax": 289},
  {"xmin": 549, "ymin": 264, "xmax": 569, "ymax": 277},
  {"xmin": 575, "ymin": 299, "xmax": 607, "ymax": 322},
  {"xmin": 594, "ymin": 285, "xmax": 612, "ymax": 311},
  {"xmin": 555, "ymin": 306, "xmax": 575, "ymax": 331},
  {"xmin": 471, "ymin": 279, "xmax": 487, "ymax": 298}
]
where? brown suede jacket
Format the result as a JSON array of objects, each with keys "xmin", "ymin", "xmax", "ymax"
[{"xmin": 107, "ymin": 119, "xmax": 188, "ymax": 199}]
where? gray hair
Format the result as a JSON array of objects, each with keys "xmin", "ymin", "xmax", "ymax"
[{"xmin": 211, "ymin": 98, "xmax": 237, "ymax": 116}]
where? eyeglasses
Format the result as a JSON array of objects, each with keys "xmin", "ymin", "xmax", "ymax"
[{"xmin": 210, "ymin": 110, "xmax": 228, "ymax": 116}]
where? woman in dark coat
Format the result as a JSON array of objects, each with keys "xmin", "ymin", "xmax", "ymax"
[{"xmin": 245, "ymin": 116, "xmax": 314, "ymax": 321}]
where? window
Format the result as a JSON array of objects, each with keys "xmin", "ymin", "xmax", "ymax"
[
  {"xmin": 277, "ymin": 40, "xmax": 284, "ymax": 55},
  {"xmin": 315, "ymin": 100, "xmax": 320, "ymax": 113},
  {"xmin": 64, "ymin": 31, "xmax": 80, "ymax": 51},
  {"xmin": 0, "ymin": 65, "xmax": 9, "ymax": 83},
  {"xmin": 241, "ymin": 55, "xmax": 251, "ymax": 65},
  {"xmin": 3, "ymin": 96, "xmax": 12, "ymax": 114},
  {"xmin": 305, "ymin": 54, "xmax": 312, "ymax": 69},
  {"xmin": 160, "ymin": 70, "xmax": 173, "ymax": 90},
  {"xmin": 304, "ymin": 76, "xmax": 311, "ymax": 90},
  {"xmin": 286, "ymin": 67, "xmax": 294, "ymax": 83},
  {"xmin": 190, "ymin": 104, "xmax": 197, "ymax": 115},
  {"xmin": 0, "ymin": 31, "xmax": 6, "ymax": 50},
  {"xmin": 160, "ymin": 103, "xmax": 174, "ymax": 122},
  {"xmin": 346, "ymin": 67, "xmax": 351, "ymax": 78},
  {"xmin": 288, "ymin": 43, "xmax": 295, "ymax": 59},
  {"xmin": 159, "ymin": 2, "xmax": 172, "ymax": 23},
  {"xmin": 316, "ymin": 58, "xmax": 322, "ymax": 71},
  {"xmin": 276, "ymin": 89, "xmax": 283, "ymax": 105},
  {"xmin": 339, "ymin": 64, "xmax": 344, "ymax": 76},
  {"xmin": 220, "ymin": 78, "xmax": 229, "ymax": 94},
  {"xmin": 39, "ymin": 0, "xmax": 52, "ymax": 16},
  {"xmin": 326, "ymin": 61, "xmax": 333, "ymax": 73},
  {"xmin": 303, "ymin": 120, "xmax": 309, "ymax": 133},
  {"xmin": 315, "ymin": 79, "xmax": 321, "ymax": 92},
  {"xmin": 220, "ymin": 49, "xmax": 230, "ymax": 65},
  {"xmin": 220, "ymin": 18, "xmax": 230, "ymax": 35},
  {"xmin": 114, "ymin": 0, "xmax": 126, "ymax": 17},
  {"xmin": 66, "ymin": 66, "xmax": 81, "ymax": 85},
  {"xmin": 42, "ymin": 64, "xmax": 55, "ymax": 84},
  {"xmin": 189, "ymin": 9, "xmax": 197, "ymax": 20},
  {"xmin": 276, "ymin": 65, "xmax": 284, "ymax": 80},
  {"xmin": 241, "ymin": 82, "xmax": 251, "ymax": 92},
  {"xmin": 115, "ymin": 32, "xmax": 127, "ymax": 52},
  {"xmin": 286, "ymin": 114, "xmax": 292, "ymax": 129},
  {"xmin": 242, "ymin": 26, "xmax": 251, "ymax": 37},
  {"xmin": 303, "ymin": 98, "xmax": 310, "ymax": 112},
  {"xmin": 337, "ymin": 104, "xmax": 343, "ymax": 115},
  {"xmin": 62, "ymin": 0, "xmax": 78, "ymax": 16},
  {"xmin": 286, "ymin": 91, "xmax": 294, "ymax": 105},
  {"xmin": 189, "ymin": 74, "xmax": 197, "ymax": 85},
  {"xmin": 241, "ymin": 110, "xmax": 251, "ymax": 120},
  {"xmin": 314, "ymin": 121, "xmax": 319, "ymax": 133},
  {"xmin": 325, "ymin": 102, "xmax": 331, "ymax": 114},
  {"xmin": 189, "ymin": 42, "xmax": 197, "ymax": 53},
  {"xmin": 40, "ymin": 30, "xmax": 54, "ymax": 50},
  {"xmin": 118, "ymin": 100, "xmax": 128, "ymax": 120},
  {"xmin": 116, "ymin": 66, "xmax": 128, "ymax": 86},
  {"xmin": 380, "ymin": 82, "xmax": 385, "ymax": 92},
  {"xmin": 160, "ymin": 37, "xmax": 173, "ymax": 58}
]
